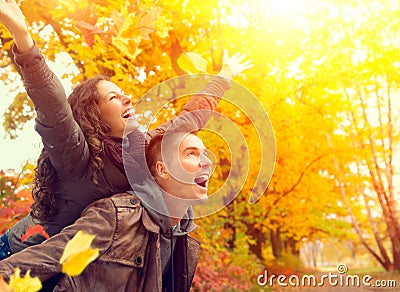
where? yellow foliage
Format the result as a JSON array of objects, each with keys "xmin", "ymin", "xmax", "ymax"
[
  {"xmin": 118, "ymin": 14, "xmax": 140, "ymax": 39},
  {"xmin": 112, "ymin": 36, "xmax": 142, "ymax": 60},
  {"xmin": 59, "ymin": 231, "xmax": 99, "ymax": 277},
  {"xmin": 177, "ymin": 52, "xmax": 208, "ymax": 74},
  {"xmin": 8, "ymin": 268, "xmax": 41, "ymax": 292}
]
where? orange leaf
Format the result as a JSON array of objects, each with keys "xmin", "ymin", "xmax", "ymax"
[
  {"xmin": 136, "ymin": 7, "xmax": 162, "ymax": 40},
  {"xmin": 72, "ymin": 4, "xmax": 103, "ymax": 48},
  {"xmin": 72, "ymin": 4, "xmax": 98, "ymax": 25},
  {"xmin": 0, "ymin": 275, "xmax": 12, "ymax": 292},
  {"xmin": 21, "ymin": 225, "xmax": 50, "ymax": 243},
  {"xmin": 110, "ymin": 10, "xmax": 125, "ymax": 31},
  {"xmin": 75, "ymin": 21, "xmax": 105, "ymax": 48}
]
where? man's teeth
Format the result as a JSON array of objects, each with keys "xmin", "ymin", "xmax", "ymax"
[{"xmin": 195, "ymin": 175, "xmax": 209, "ymax": 187}]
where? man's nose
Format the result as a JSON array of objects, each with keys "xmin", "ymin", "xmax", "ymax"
[{"xmin": 199, "ymin": 152, "xmax": 212, "ymax": 167}]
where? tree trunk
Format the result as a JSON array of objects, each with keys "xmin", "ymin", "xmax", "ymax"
[
  {"xmin": 285, "ymin": 237, "xmax": 299, "ymax": 256},
  {"xmin": 270, "ymin": 227, "xmax": 282, "ymax": 259},
  {"xmin": 246, "ymin": 223, "xmax": 266, "ymax": 260}
]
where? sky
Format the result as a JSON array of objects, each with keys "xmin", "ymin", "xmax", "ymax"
[{"xmin": 0, "ymin": 53, "xmax": 75, "ymax": 171}]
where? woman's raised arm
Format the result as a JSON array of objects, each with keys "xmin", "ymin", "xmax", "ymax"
[{"xmin": 0, "ymin": 0, "xmax": 34, "ymax": 54}]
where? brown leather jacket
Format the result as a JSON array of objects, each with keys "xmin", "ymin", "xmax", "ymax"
[{"xmin": 0, "ymin": 192, "xmax": 200, "ymax": 291}]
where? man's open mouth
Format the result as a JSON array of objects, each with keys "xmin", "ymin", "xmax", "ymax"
[{"xmin": 194, "ymin": 175, "xmax": 209, "ymax": 188}]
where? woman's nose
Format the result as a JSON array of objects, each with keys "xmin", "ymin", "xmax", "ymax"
[{"xmin": 122, "ymin": 94, "xmax": 132, "ymax": 105}]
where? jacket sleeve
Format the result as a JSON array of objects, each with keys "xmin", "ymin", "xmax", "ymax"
[
  {"xmin": 0, "ymin": 198, "xmax": 116, "ymax": 282},
  {"xmin": 13, "ymin": 43, "xmax": 90, "ymax": 180},
  {"xmin": 146, "ymin": 75, "xmax": 230, "ymax": 140}
]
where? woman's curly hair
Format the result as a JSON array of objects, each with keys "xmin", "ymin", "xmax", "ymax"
[{"xmin": 31, "ymin": 76, "xmax": 111, "ymax": 221}]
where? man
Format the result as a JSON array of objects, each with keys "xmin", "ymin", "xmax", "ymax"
[{"xmin": 0, "ymin": 128, "xmax": 212, "ymax": 291}]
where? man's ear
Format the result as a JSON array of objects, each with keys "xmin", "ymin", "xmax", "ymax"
[{"xmin": 155, "ymin": 161, "xmax": 168, "ymax": 179}]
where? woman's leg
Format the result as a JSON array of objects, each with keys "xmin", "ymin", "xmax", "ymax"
[{"xmin": 0, "ymin": 230, "xmax": 12, "ymax": 260}]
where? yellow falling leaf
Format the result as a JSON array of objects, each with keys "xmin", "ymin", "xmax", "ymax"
[
  {"xmin": 177, "ymin": 52, "xmax": 208, "ymax": 74},
  {"xmin": 59, "ymin": 230, "xmax": 99, "ymax": 277},
  {"xmin": 8, "ymin": 268, "xmax": 42, "ymax": 292},
  {"xmin": 118, "ymin": 14, "xmax": 140, "ymax": 39}
]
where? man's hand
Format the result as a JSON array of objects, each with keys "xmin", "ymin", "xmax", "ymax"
[
  {"xmin": 218, "ymin": 49, "xmax": 253, "ymax": 79},
  {"xmin": 0, "ymin": 0, "xmax": 34, "ymax": 54}
]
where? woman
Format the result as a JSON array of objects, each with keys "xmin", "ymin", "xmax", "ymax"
[{"xmin": 0, "ymin": 0, "xmax": 252, "ymax": 259}]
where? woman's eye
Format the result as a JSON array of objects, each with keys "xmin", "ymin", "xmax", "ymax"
[{"xmin": 109, "ymin": 96, "xmax": 116, "ymax": 101}]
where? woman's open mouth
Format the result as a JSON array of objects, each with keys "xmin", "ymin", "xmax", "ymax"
[{"xmin": 122, "ymin": 108, "xmax": 135, "ymax": 118}]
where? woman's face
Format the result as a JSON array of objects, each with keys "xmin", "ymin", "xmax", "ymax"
[{"xmin": 96, "ymin": 80, "xmax": 139, "ymax": 137}]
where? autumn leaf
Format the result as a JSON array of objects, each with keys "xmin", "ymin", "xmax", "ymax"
[
  {"xmin": 136, "ymin": 7, "xmax": 163, "ymax": 40},
  {"xmin": 110, "ymin": 10, "xmax": 125, "ymax": 31},
  {"xmin": 59, "ymin": 231, "xmax": 99, "ymax": 277},
  {"xmin": 0, "ymin": 275, "xmax": 11, "ymax": 292},
  {"xmin": 72, "ymin": 4, "xmax": 104, "ymax": 48},
  {"xmin": 177, "ymin": 52, "xmax": 208, "ymax": 74},
  {"xmin": 72, "ymin": 3, "xmax": 98, "ymax": 24},
  {"xmin": 112, "ymin": 36, "xmax": 142, "ymax": 61},
  {"xmin": 20, "ymin": 225, "xmax": 49, "ymax": 243},
  {"xmin": 118, "ymin": 14, "xmax": 140, "ymax": 39},
  {"xmin": 8, "ymin": 268, "xmax": 42, "ymax": 292},
  {"xmin": 117, "ymin": 7, "xmax": 162, "ymax": 41},
  {"xmin": 75, "ymin": 21, "xmax": 105, "ymax": 48}
]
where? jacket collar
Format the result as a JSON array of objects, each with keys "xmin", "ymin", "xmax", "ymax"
[{"xmin": 128, "ymin": 178, "xmax": 197, "ymax": 235}]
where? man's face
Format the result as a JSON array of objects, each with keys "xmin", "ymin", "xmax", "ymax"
[{"xmin": 158, "ymin": 133, "xmax": 212, "ymax": 202}]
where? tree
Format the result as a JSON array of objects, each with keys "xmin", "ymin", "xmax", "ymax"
[
  {"xmin": 1, "ymin": 1, "xmax": 400, "ymax": 288},
  {"xmin": 0, "ymin": 164, "xmax": 34, "ymax": 233}
]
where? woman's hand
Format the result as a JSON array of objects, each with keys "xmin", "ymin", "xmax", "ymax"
[
  {"xmin": 217, "ymin": 49, "xmax": 253, "ymax": 79},
  {"xmin": 0, "ymin": 0, "xmax": 34, "ymax": 54}
]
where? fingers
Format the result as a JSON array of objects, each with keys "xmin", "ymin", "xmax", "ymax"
[
  {"xmin": 231, "ymin": 54, "xmax": 252, "ymax": 68},
  {"xmin": 226, "ymin": 52, "xmax": 248, "ymax": 64},
  {"xmin": 240, "ymin": 60, "xmax": 253, "ymax": 69},
  {"xmin": 222, "ymin": 49, "xmax": 229, "ymax": 63},
  {"xmin": 236, "ymin": 53, "xmax": 248, "ymax": 63},
  {"xmin": 220, "ymin": 49, "xmax": 253, "ymax": 77},
  {"xmin": 223, "ymin": 49, "xmax": 228, "ymax": 58},
  {"xmin": 230, "ymin": 52, "xmax": 241, "ymax": 59}
]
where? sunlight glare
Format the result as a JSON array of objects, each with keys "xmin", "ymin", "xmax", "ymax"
[{"xmin": 267, "ymin": 0, "xmax": 309, "ymax": 15}]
